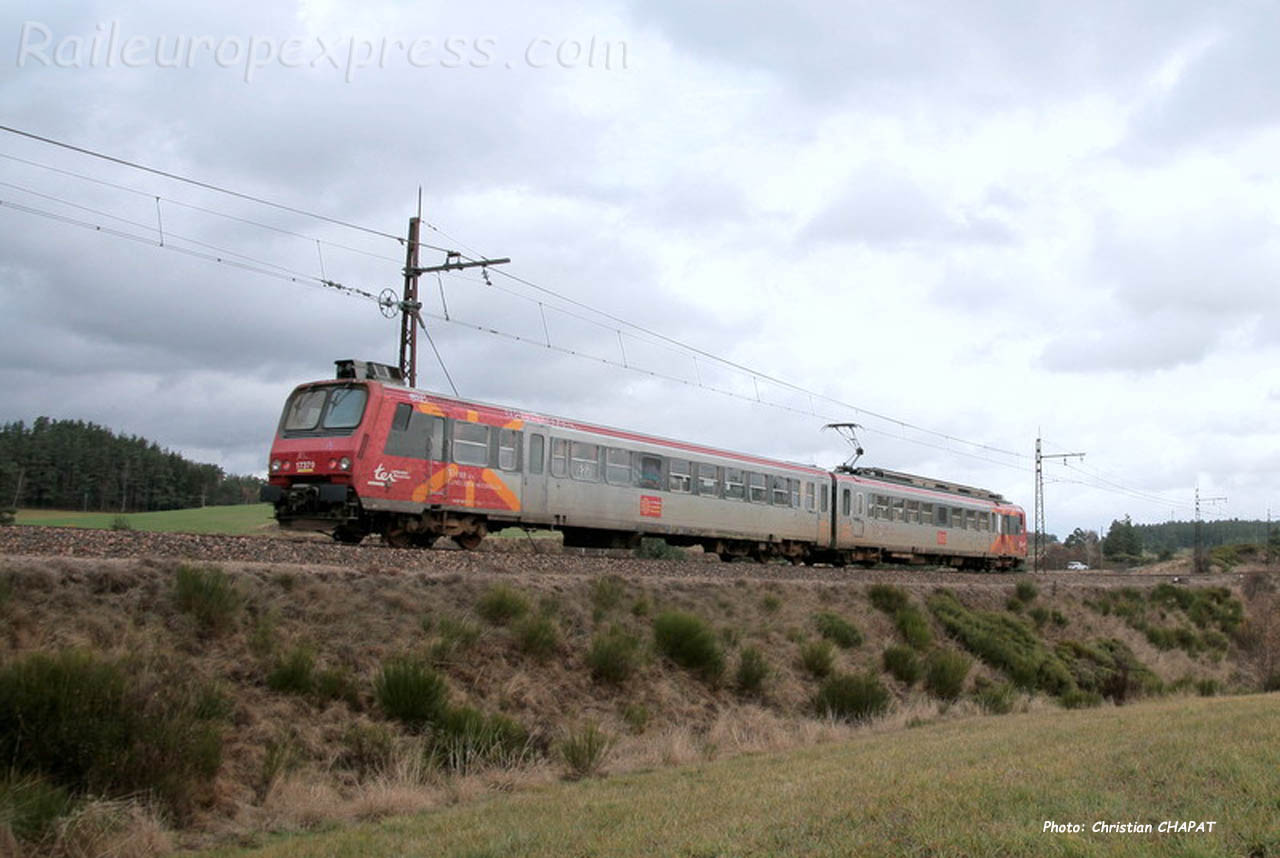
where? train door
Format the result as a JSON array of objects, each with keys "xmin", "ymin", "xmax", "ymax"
[
  {"xmin": 851, "ymin": 491, "xmax": 866, "ymax": 537},
  {"xmin": 833, "ymin": 482, "xmax": 855, "ymax": 547},
  {"xmin": 523, "ymin": 432, "xmax": 548, "ymax": 521}
]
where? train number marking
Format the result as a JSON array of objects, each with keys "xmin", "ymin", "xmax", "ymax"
[{"xmin": 296, "ymin": 460, "xmax": 315, "ymax": 473}]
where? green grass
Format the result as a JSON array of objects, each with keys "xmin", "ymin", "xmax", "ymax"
[
  {"xmin": 15, "ymin": 504, "xmax": 274, "ymax": 534},
  {"xmin": 191, "ymin": 695, "xmax": 1280, "ymax": 858}
]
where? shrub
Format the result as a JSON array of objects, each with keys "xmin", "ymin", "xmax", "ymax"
[
  {"xmin": 0, "ymin": 507, "xmax": 15, "ymax": 526},
  {"xmin": 800, "ymin": 639, "xmax": 835, "ymax": 678},
  {"xmin": 1055, "ymin": 639, "xmax": 1160, "ymax": 704},
  {"xmin": 735, "ymin": 646, "xmax": 769, "ymax": 696},
  {"xmin": 0, "ymin": 650, "xmax": 222, "ymax": 819},
  {"xmin": 814, "ymin": 612, "xmax": 863, "ymax": 648},
  {"xmin": 636, "ymin": 538, "xmax": 684, "ymax": 560},
  {"xmin": 882, "ymin": 645, "xmax": 921, "ymax": 685},
  {"xmin": 315, "ymin": 666, "xmax": 360, "ymax": 707},
  {"xmin": 973, "ymin": 678, "xmax": 1016, "ymax": 714},
  {"xmin": 894, "ymin": 606, "xmax": 933, "ymax": 650},
  {"xmin": 928, "ymin": 590, "xmax": 1074, "ymax": 695},
  {"xmin": 173, "ymin": 564, "xmax": 240, "ymax": 635},
  {"xmin": 868, "ymin": 584, "xmax": 910, "ymax": 614},
  {"xmin": 109, "ymin": 515, "xmax": 133, "ymax": 531},
  {"xmin": 630, "ymin": 596, "xmax": 651, "ymax": 617},
  {"xmin": 1051, "ymin": 610, "xmax": 1069, "ymax": 627},
  {"xmin": 427, "ymin": 706, "xmax": 529, "ymax": 773},
  {"xmin": 1196, "ymin": 678, "xmax": 1220, "ymax": 697},
  {"xmin": 1005, "ymin": 597, "xmax": 1024, "ymax": 613},
  {"xmin": 814, "ymin": 672, "xmax": 891, "ymax": 723},
  {"xmin": 1014, "ymin": 580, "xmax": 1039, "ymax": 603},
  {"xmin": 0, "ymin": 773, "xmax": 74, "ymax": 843},
  {"xmin": 476, "ymin": 584, "xmax": 529, "ymax": 625},
  {"xmin": 587, "ymin": 626, "xmax": 642, "ymax": 685},
  {"xmin": 622, "ymin": 703, "xmax": 649, "ymax": 733},
  {"xmin": 653, "ymin": 611, "xmax": 725, "ymax": 683},
  {"xmin": 375, "ymin": 658, "xmax": 449, "ymax": 729},
  {"xmin": 760, "ymin": 594, "xmax": 782, "ymax": 613},
  {"xmin": 266, "ymin": 645, "xmax": 315, "ymax": 695},
  {"xmin": 1059, "ymin": 689, "xmax": 1104, "ymax": 709},
  {"xmin": 1264, "ymin": 672, "xmax": 1280, "ymax": 693},
  {"xmin": 430, "ymin": 614, "xmax": 482, "ymax": 663},
  {"xmin": 924, "ymin": 649, "xmax": 971, "ymax": 701},
  {"xmin": 558, "ymin": 723, "xmax": 614, "ymax": 779},
  {"xmin": 590, "ymin": 576, "xmax": 626, "ymax": 614},
  {"xmin": 513, "ymin": 614, "xmax": 561, "ymax": 661},
  {"xmin": 1028, "ymin": 606, "xmax": 1050, "ymax": 629},
  {"xmin": 336, "ymin": 722, "xmax": 396, "ymax": 779}
]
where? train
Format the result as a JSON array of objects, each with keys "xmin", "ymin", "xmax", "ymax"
[{"xmin": 260, "ymin": 360, "xmax": 1027, "ymax": 570}]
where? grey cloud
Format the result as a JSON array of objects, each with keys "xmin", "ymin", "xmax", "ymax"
[{"xmin": 1038, "ymin": 310, "xmax": 1222, "ymax": 373}]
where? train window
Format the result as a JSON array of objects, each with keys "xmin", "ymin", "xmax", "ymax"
[
  {"xmin": 550, "ymin": 438, "xmax": 568, "ymax": 477},
  {"xmin": 282, "ymin": 389, "xmax": 327, "ymax": 431},
  {"xmin": 498, "ymin": 429, "xmax": 522, "ymax": 472},
  {"xmin": 952, "ymin": 508, "xmax": 965, "ymax": 529},
  {"xmin": 789, "ymin": 479, "xmax": 801, "ymax": 508},
  {"xmin": 921, "ymin": 502, "xmax": 933, "ymax": 523},
  {"xmin": 1009, "ymin": 515, "xmax": 1023, "ymax": 535},
  {"xmin": 905, "ymin": 500, "xmax": 920, "ymax": 524},
  {"xmin": 891, "ymin": 497, "xmax": 905, "ymax": 522},
  {"xmin": 323, "ymin": 388, "xmax": 368, "ymax": 429},
  {"xmin": 605, "ymin": 448, "xmax": 631, "ymax": 485},
  {"xmin": 725, "ymin": 468, "xmax": 744, "ymax": 500},
  {"xmin": 748, "ymin": 473, "xmax": 767, "ymax": 503},
  {"xmin": 636, "ymin": 455, "xmax": 663, "ymax": 489},
  {"xmin": 529, "ymin": 434, "xmax": 545, "ymax": 474},
  {"xmin": 872, "ymin": 494, "xmax": 890, "ymax": 520},
  {"xmin": 697, "ymin": 463, "xmax": 719, "ymax": 497},
  {"xmin": 966, "ymin": 509, "xmax": 978, "ymax": 530},
  {"xmin": 935, "ymin": 506, "xmax": 949, "ymax": 527},
  {"xmin": 856, "ymin": 493, "xmax": 865, "ymax": 516},
  {"xmin": 841, "ymin": 488, "xmax": 851, "ymax": 517},
  {"xmin": 978, "ymin": 512, "xmax": 990, "ymax": 532},
  {"xmin": 391, "ymin": 403, "xmax": 412, "ymax": 433},
  {"xmin": 571, "ymin": 442, "xmax": 600, "ymax": 481},
  {"xmin": 385, "ymin": 408, "xmax": 444, "ymax": 460},
  {"xmin": 771, "ymin": 476, "xmax": 789, "ymax": 506},
  {"xmin": 805, "ymin": 482, "xmax": 816, "ymax": 511},
  {"xmin": 453, "ymin": 422, "xmax": 490, "ymax": 466},
  {"xmin": 821, "ymin": 486, "xmax": 828, "ymax": 513},
  {"xmin": 669, "ymin": 460, "xmax": 692, "ymax": 493}
]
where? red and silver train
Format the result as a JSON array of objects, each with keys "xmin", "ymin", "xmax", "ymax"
[{"xmin": 261, "ymin": 360, "xmax": 1027, "ymax": 569}]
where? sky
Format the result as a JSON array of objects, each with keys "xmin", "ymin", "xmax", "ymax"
[{"xmin": 1, "ymin": 0, "xmax": 1277, "ymax": 537}]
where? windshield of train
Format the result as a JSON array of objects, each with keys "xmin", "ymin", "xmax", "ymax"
[{"xmin": 280, "ymin": 385, "xmax": 368, "ymax": 436}]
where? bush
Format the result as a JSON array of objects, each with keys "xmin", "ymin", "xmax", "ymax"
[
  {"xmin": 653, "ymin": 611, "xmax": 725, "ymax": 683},
  {"xmin": 1060, "ymin": 689, "xmax": 1104, "ymax": 709},
  {"xmin": 1051, "ymin": 610, "xmax": 1069, "ymax": 627},
  {"xmin": 882, "ymin": 645, "xmax": 921, "ymax": 685},
  {"xmin": 266, "ymin": 645, "xmax": 315, "ymax": 695},
  {"xmin": 814, "ymin": 673, "xmax": 891, "ymax": 723},
  {"xmin": 0, "ymin": 507, "xmax": 15, "ymax": 526},
  {"xmin": 427, "ymin": 706, "xmax": 529, "ymax": 773},
  {"xmin": 1014, "ymin": 580, "xmax": 1039, "ymax": 603},
  {"xmin": 1196, "ymin": 678, "xmax": 1220, "ymax": 697},
  {"xmin": 315, "ymin": 666, "xmax": 360, "ymax": 707},
  {"xmin": 109, "ymin": 515, "xmax": 133, "ymax": 531},
  {"xmin": 972, "ymin": 678, "xmax": 1016, "ymax": 714},
  {"xmin": 924, "ymin": 649, "xmax": 971, "ymax": 701},
  {"xmin": 558, "ymin": 723, "xmax": 614, "ymax": 779},
  {"xmin": 813, "ymin": 612, "xmax": 863, "ymax": 648},
  {"xmin": 760, "ymin": 594, "xmax": 782, "ymax": 613},
  {"xmin": 1055, "ymin": 638, "xmax": 1160, "ymax": 704},
  {"xmin": 622, "ymin": 703, "xmax": 649, "ymax": 733},
  {"xmin": 375, "ymin": 658, "xmax": 449, "ymax": 729},
  {"xmin": 513, "ymin": 614, "xmax": 561, "ymax": 661},
  {"xmin": 800, "ymin": 639, "xmax": 835, "ymax": 678},
  {"xmin": 173, "ymin": 564, "xmax": 240, "ymax": 635},
  {"xmin": 475, "ymin": 584, "xmax": 530, "ymax": 625},
  {"xmin": 590, "ymin": 576, "xmax": 626, "ymax": 614},
  {"xmin": 0, "ymin": 650, "xmax": 222, "ymax": 819},
  {"xmin": 1264, "ymin": 672, "xmax": 1280, "ymax": 693},
  {"xmin": 587, "ymin": 626, "xmax": 642, "ymax": 685},
  {"xmin": 636, "ymin": 537, "xmax": 684, "ymax": 560},
  {"xmin": 1028, "ymin": 605, "xmax": 1050, "ymax": 629},
  {"xmin": 430, "ymin": 615, "xmax": 482, "ymax": 663},
  {"xmin": 867, "ymin": 584, "xmax": 910, "ymax": 614},
  {"xmin": 0, "ymin": 773, "xmax": 74, "ymax": 843},
  {"xmin": 735, "ymin": 646, "xmax": 770, "ymax": 696},
  {"xmin": 928, "ymin": 590, "xmax": 1074, "ymax": 695},
  {"xmin": 894, "ymin": 606, "xmax": 933, "ymax": 650}
]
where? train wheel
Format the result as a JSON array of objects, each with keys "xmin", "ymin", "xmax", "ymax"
[
  {"xmin": 454, "ymin": 532, "xmax": 484, "ymax": 551},
  {"xmin": 333, "ymin": 527, "xmax": 365, "ymax": 545},
  {"xmin": 382, "ymin": 527, "xmax": 412, "ymax": 549},
  {"xmin": 410, "ymin": 533, "xmax": 439, "ymax": 549}
]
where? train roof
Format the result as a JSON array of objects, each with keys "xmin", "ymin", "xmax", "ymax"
[{"xmin": 841, "ymin": 466, "xmax": 1008, "ymax": 504}]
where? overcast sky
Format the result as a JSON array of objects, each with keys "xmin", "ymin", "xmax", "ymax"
[{"xmin": 2, "ymin": 1, "xmax": 1277, "ymax": 537}]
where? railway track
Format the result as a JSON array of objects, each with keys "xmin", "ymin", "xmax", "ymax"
[{"xmin": 1, "ymin": 525, "xmax": 1252, "ymax": 590}]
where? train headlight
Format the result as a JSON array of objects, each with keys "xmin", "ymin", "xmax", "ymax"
[
  {"xmin": 339, "ymin": 457, "xmax": 351, "ymax": 471},
  {"xmin": 270, "ymin": 459, "xmax": 281, "ymax": 473},
  {"xmin": 282, "ymin": 460, "xmax": 291, "ymax": 470},
  {"xmin": 328, "ymin": 458, "xmax": 337, "ymax": 470}
]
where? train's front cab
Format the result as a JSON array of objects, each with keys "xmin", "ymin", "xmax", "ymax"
[{"xmin": 260, "ymin": 359, "xmax": 393, "ymax": 540}]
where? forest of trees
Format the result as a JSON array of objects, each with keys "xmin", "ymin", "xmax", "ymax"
[{"xmin": 0, "ymin": 418, "xmax": 264, "ymax": 512}]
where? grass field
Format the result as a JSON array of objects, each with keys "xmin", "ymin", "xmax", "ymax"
[
  {"xmin": 15, "ymin": 504, "xmax": 274, "ymax": 534},
  {"xmin": 198, "ymin": 694, "xmax": 1279, "ymax": 858}
]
